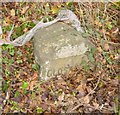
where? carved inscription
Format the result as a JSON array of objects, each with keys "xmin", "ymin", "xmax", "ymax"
[
  {"xmin": 39, "ymin": 54, "xmax": 87, "ymax": 80},
  {"xmin": 46, "ymin": 64, "xmax": 81, "ymax": 77}
]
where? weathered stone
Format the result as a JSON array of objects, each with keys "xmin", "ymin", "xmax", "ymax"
[{"xmin": 33, "ymin": 22, "xmax": 95, "ymax": 80}]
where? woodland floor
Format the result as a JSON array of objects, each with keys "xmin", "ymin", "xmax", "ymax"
[{"xmin": 1, "ymin": 2, "xmax": 120, "ymax": 113}]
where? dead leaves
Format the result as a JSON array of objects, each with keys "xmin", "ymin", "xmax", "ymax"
[
  {"xmin": 10, "ymin": 9, "xmax": 15, "ymax": 17},
  {"xmin": 2, "ymin": 2, "xmax": 119, "ymax": 113},
  {"xmin": 76, "ymin": 84, "xmax": 86, "ymax": 98},
  {"xmin": 28, "ymin": 72, "xmax": 38, "ymax": 91},
  {"xmin": 104, "ymin": 43, "xmax": 110, "ymax": 51},
  {"xmin": 3, "ymin": 17, "xmax": 12, "ymax": 26},
  {"xmin": 58, "ymin": 92, "xmax": 65, "ymax": 104},
  {"xmin": 51, "ymin": 6, "xmax": 60, "ymax": 14},
  {"xmin": 21, "ymin": 6, "xmax": 29, "ymax": 15},
  {"xmin": 94, "ymin": 20, "xmax": 102, "ymax": 27}
]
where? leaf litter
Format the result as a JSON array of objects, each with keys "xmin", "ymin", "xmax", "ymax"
[{"xmin": 1, "ymin": 2, "xmax": 120, "ymax": 114}]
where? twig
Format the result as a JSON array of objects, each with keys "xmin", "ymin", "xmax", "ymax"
[
  {"xmin": 70, "ymin": 76, "xmax": 101, "ymax": 112},
  {"xmin": 108, "ymin": 41, "xmax": 120, "ymax": 46},
  {"xmin": 87, "ymin": 75, "xmax": 101, "ymax": 96},
  {"xmin": 102, "ymin": 4, "xmax": 107, "ymax": 40},
  {"xmin": 0, "ymin": 25, "xmax": 2, "ymax": 35},
  {"xmin": 6, "ymin": 24, "xmax": 14, "ymax": 42}
]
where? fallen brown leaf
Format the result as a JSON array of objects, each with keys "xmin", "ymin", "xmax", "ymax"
[
  {"xmin": 83, "ymin": 95, "xmax": 90, "ymax": 104},
  {"xmin": 21, "ymin": 6, "xmax": 29, "ymax": 14},
  {"xmin": 10, "ymin": 9, "xmax": 15, "ymax": 17},
  {"xmin": 58, "ymin": 92, "xmax": 65, "ymax": 102},
  {"xmin": 76, "ymin": 84, "xmax": 86, "ymax": 97},
  {"xmin": 104, "ymin": 43, "xmax": 110, "ymax": 51}
]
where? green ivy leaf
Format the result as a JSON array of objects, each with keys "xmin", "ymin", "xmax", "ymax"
[
  {"xmin": 36, "ymin": 107, "xmax": 44, "ymax": 113},
  {"xmin": 107, "ymin": 23, "xmax": 113, "ymax": 30},
  {"xmin": 21, "ymin": 81, "xmax": 28, "ymax": 90},
  {"xmin": 82, "ymin": 32, "xmax": 89, "ymax": 38}
]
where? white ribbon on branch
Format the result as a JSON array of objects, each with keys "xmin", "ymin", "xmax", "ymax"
[{"xmin": 0, "ymin": 10, "xmax": 83, "ymax": 46}]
